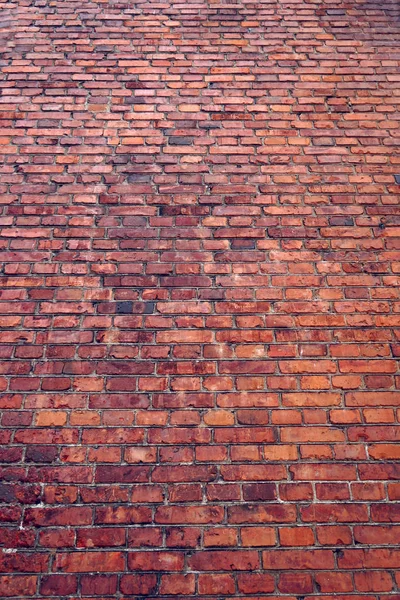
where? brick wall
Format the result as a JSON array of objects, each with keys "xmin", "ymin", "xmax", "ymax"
[{"xmin": 1, "ymin": 0, "xmax": 400, "ymax": 597}]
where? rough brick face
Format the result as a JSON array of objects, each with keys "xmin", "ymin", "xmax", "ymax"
[{"xmin": 0, "ymin": 0, "xmax": 400, "ymax": 597}]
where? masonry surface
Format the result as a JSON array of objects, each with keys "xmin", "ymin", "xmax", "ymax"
[{"xmin": 0, "ymin": 0, "xmax": 400, "ymax": 597}]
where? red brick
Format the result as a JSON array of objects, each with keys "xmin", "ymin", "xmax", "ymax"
[
  {"xmin": 203, "ymin": 528, "xmax": 237, "ymax": 547},
  {"xmin": 279, "ymin": 527, "xmax": 315, "ymax": 546},
  {"xmin": 241, "ymin": 527, "xmax": 276, "ymax": 547},
  {"xmin": 120, "ymin": 574, "xmax": 157, "ymax": 596},
  {"xmin": 39, "ymin": 530, "xmax": 75, "ymax": 549},
  {"xmin": 189, "ymin": 551, "xmax": 259, "ymax": 571},
  {"xmin": 53, "ymin": 552, "xmax": 124, "ymax": 573},
  {"xmin": 278, "ymin": 573, "xmax": 313, "ymax": 594},
  {"xmin": 338, "ymin": 549, "xmax": 400, "ymax": 569},
  {"xmin": 155, "ymin": 506, "xmax": 223, "ymax": 524},
  {"xmin": 279, "ymin": 483, "xmax": 313, "ymax": 501},
  {"xmin": 80, "ymin": 575, "xmax": 117, "ymax": 595},
  {"xmin": 228, "ymin": 505, "xmax": 296, "ymax": 524},
  {"xmin": 159, "ymin": 574, "xmax": 195, "ymax": 595},
  {"xmin": 290, "ymin": 464, "xmax": 356, "ymax": 481},
  {"xmin": 388, "ymin": 483, "xmax": 400, "ymax": 501},
  {"xmin": 0, "ymin": 576, "xmax": 38, "ymax": 597},
  {"xmin": 0, "ymin": 551, "xmax": 49, "ymax": 573},
  {"xmin": 354, "ymin": 571, "xmax": 393, "ymax": 592},
  {"xmin": 39, "ymin": 575, "xmax": 77, "ymax": 596},
  {"xmin": 24, "ymin": 507, "xmax": 91, "ymax": 527},
  {"xmin": 301, "ymin": 504, "xmax": 368, "ymax": 523},
  {"xmin": 263, "ymin": 550, "xmax": 335, "ymax": 570},
  {"xmin": 128, "ymin": 552, "xmax": 184, "ymax": 571},
  {"xmin": 198, "ymin": 574, "xmax": 235, "ymax": 595},
  {"xmin": 237, "ymin": 573, "xmax": 275, "ymax": 594},
  {"xmin": 76, "ymin": 528, "xmax": 125, "ymax": 548},
  {"xmin": 316, "ymin": 526, "xmax": 352, "ymax": 546},
  {"xmin": 165, "ymin": 527, "xmax": 201, "ymax": 548},
  {"xmin": 95, "ymin": 506, "xmax": 151, "ymax": 524},
  {"xmin": 314, "ymin": 572, "xmax": 353, "ymax": 593}
]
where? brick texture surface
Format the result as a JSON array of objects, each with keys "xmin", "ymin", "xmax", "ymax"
[{"xmin": 1, "ymin": 0, "xmax": 400, "ymax": 597}]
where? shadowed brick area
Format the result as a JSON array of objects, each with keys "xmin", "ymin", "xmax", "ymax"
[{"xmin": 1, "ymin": 0, "xmax": 400, "ymax": 597}]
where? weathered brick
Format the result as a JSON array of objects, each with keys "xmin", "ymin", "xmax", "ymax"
[{"xmin": 0, "ymin": 576, "xmax": 38, "ymax": 597}]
